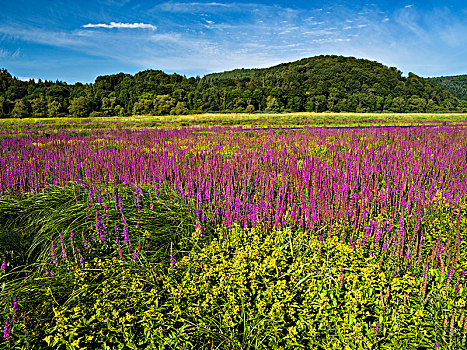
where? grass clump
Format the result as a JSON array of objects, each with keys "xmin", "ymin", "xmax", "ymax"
[{"xmin": 2, "ymin": 203, "xmax": 467, "ymax": 349}]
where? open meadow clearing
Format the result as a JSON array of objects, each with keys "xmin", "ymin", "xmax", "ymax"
[
  {"xmin": 1, "ymin": 112, "xmax": 467, "ymax": 131},
  {"xmin": 1, "ymin": 115, "xmax": 467, "ymax": 349}
]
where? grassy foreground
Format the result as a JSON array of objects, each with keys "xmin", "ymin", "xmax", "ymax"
[
  {"xmin": 1, "ymin": 184, "xmax": 466, "ymax": 349},
  {"xmin": 0, "ymin": 112, "xmax": 467, "ymax": 131}
]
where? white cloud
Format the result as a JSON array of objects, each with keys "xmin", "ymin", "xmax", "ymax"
[
  {"xmin": 405, "ymin": 4, "xmax": 414, "ymax": 8},
  {"xmin": 82, "ymin": 22, "xmax": 156, "ymax": 30},
  {"xmin": 18, "ymin": 77, "xmax": 39, "ymax": 82}
]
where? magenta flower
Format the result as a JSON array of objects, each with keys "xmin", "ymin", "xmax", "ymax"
[
  {"xmin": 58, "ymin": 232, "xmax": 68, "ymax": 261},
  {"xmin": 50, "ymin": 242, "xmax": 58, "ymax": 266},
  {"xmin": 12, "ymin": 298, "xmax": 18, "ymax": 316},
  {"xmin": 3, "ymin": 321, "xmax": 11, "ymax": 342}
]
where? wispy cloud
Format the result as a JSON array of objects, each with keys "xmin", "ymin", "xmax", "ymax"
[
  {"xmin": 156, "ymin": 2, "xmax": 232, "ymax": 13},
  {"xmin": 97, "ymin": 0, "xmax": 131, "ymax": 6},
  {"xmin": 0, "ymin": 48, "xmax": 21, "ymax": 58},
  {"xmin": 1, "ymin": 1, "xmax": 467, "ymax": 80},
  {"xmin": 0, "ymin": 3, "xmax": 387, "ymax": 77},
  {"xmin": 82, "ymin": 22, "xmax": 156, "ymax": 30},
  {"xmin": 335, "ymin": 5, "xmax": 467, "ymax": 76}
]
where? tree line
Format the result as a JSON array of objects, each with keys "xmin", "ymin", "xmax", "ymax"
[
  {"xmin": 1, "ymin": 55, "xmax": 466, "ymax": 118},
  {"xmin": 428, "ymin": 75, "xmax": 467, "ymax": 101}
]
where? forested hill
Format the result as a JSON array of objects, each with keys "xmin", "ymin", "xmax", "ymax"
[
  {"xmin": 1, "ymin": 55, "xmax": 466, "ymax": 118},
  {"xmin": 428, "ymin": 75, "xmax": 467, "ymax": 101}
]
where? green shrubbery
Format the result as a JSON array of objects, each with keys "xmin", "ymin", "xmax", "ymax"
[
  {"xmin": 2, "ymin": 228, "xmax": 466, "ymax": 348},
  {"xmin": 1, "ymin": 184, "xmax": 467, "ymax": 349}
]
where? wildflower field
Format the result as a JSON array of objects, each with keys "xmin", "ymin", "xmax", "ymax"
[{"xmin": 1, "ymin": 117, "xmax": 467, "ymax": 349}]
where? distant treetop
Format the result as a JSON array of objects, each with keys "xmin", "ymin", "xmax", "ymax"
[{"xmin": 0, "ymin": 55, "xmax": 465, "ymax": 118}]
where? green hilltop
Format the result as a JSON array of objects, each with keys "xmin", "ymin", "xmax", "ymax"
[
  {"xmin": 1, "ymin": 55, "xmax": 466, "ymax": 118},
  {"xmin": 428, "ymin": 75, "xmax": 467, "ymax": 101}
]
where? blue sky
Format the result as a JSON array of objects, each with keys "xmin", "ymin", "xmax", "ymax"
[{"xmin": 1, "ymin": 0, "xmax": 466, "ymax": 83}]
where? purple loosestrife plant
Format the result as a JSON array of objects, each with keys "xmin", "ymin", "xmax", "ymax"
[
  {"xmin": 69, "ymin": 231, "xmax": 78, "ymax": 264},
  {"xmin": 78, "ymin": 249, "xmax": 84, "ymax": 267},
  {"xmin": 58, "ymin": 232, "xmax": 68, "ymax": 261},
  {"xmin": 12, "ymin": 298, "xmax": 18, "ymax": 316},
  {"xmin": 117, "ymin": 241, "xmax": 124, "ymax": 261},
  {"xmin": 123, "ymin": 225, "xmax": 131, "ymax": 253},
  {"xmin": 132, "ymin": 237, "xmax": 142, "ymax": 261},
  {"xmin": 50, "ymin": 242, "xmax": 58, "ymax": 267},
  {"xmin": 1, "ymin": 124, "xmax": 467, "ymax": 306},
  {"xmin": 3, "ymin": 321, "xmax": 11, "ymax": 348}
]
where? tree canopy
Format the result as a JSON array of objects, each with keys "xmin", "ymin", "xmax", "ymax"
[
  {"xmin": 428, "ymin": 75, "xmax": 467, "ymax": 101},
  {"xmin": 0, "ymin": 55, "xmax": 466, "ymax": 118}
]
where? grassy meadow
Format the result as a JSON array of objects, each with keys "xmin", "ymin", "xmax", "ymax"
[
  {"xmin": 1, "ymin": 113, "xmax": 467, "ymax": 349},
  {"xmin": 1, "ymin": 112, "xmax": 467, "ymax": 131}
]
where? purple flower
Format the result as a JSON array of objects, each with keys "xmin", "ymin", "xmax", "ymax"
[
  {"xmin": 3, "ymin": 321, "xmax": 11, "ymax": 342},
  {"xmin": 59, "ymin": 232, "xmax": 68, "ymax": 261},
  {"xmin": 123, "ymin": 226, "xmax": 129, "ymax": 245},
  {"xmin": 12, "ymin": 298, "xmax": 18, "ymax": 315},
  {"xmin": 78, "ymin": 250, "xmax": 84, "ymax": 267},
  {"xmin": 1, "ymin": 259, "xmax": 6, "ymax": 272},
  {"xmin": 132, "ymin": 237, "xmax": 142, "ymax": 261},
  {"xmin": 50, "ymin": 242, "xmax": 58, "ymax": 266},
  {"xmin": 155, "ymin": 188, "xmax": 160, "ymax": 201},
  {"xmin": 118, "ymin": 243, "xmax": 124, "ymax": 261},
  {"xmin": 132, "ymin": 250, "xmax": 139, "ymax": 261},
  {"xmin": 96, "ymin": 211, "xmax": 106, "ymax": 242}
]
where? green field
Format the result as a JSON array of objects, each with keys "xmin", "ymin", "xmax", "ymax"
[
  {"xmin": 1, "ymin": 114, "xmax": 467, "ymax": 349},
  {"xmin": 1, "ymin": 112, "xmax": 467, "ymax": 131}
]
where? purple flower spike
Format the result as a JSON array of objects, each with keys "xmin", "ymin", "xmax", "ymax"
[
  {"xmin": 59, "ymin": 232, "xmax": 68, "ymax": 261},
  {"xmin": 3, "ymin": 321, "xmax": 11, "ymax": 342},
  {"xmin": 118, "ymin": 243, "xmax": 124, "ymax": 261},
  {"xmin": 12, "ymin": 298, "xmax": 18, "ymax": 315},
  {"xmin": 78, "ymin": 250, "xmax": 85, "ymax": 267},
  {"xmin": 50, "ymin": 242, "xmax": 58, "ymax": 266}
]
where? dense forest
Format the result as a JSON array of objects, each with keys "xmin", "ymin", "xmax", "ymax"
[
  {"xmin": 428, "ymin": 75, "xmax": 467, "ymax": 101},
  {"xmin": 1, "ymin": 55, "xmax": 466, "ymax": 118}
]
